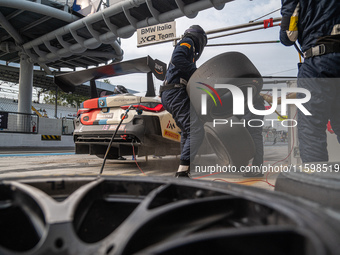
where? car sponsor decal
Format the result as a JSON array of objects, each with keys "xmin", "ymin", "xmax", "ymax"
[
  {"xmin": 164, "ymin": 129, "xmax": 180, "ymax": 141},
  {"xmin": 105, "ymin": 96, "xmax": 140, "ymax": 107},
  {"xmin": 97, "ymin": 113, "xmax": 113, "ymax": 119},
  {"xmin": 154, "ymin": 62, "xmax": 164, "ymax": 75},
  {"xmin": 98, "ymin": 98, "xmax": 107, "ymax": 107},
  {"xmin": 82, "ymin": 110, "xmax": 115, "ymax": 125},
  {"xmin": 108, "ymin": 125, "xmax": 126, "ymax": 131},
  {"xmin": 166, "ymin": 120, "xmax": 176, "ymax": 129}
]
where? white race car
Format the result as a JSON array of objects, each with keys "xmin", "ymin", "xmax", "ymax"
[
  {"xmin": 55, "ymin": 52, "xmax": 262, "ymax": 167},
  {"xmin": 55, "ymin": 56, "xmax": 181, "ymax": 159}
]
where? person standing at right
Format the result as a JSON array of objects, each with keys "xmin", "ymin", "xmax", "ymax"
[{"xmin": 280, "ymin": 0, "xmax": 340, "ymax": 162}]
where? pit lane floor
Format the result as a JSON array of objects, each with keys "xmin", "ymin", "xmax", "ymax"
[{"xmin": 0, "ymin": 144, "xmax": 289, "ymax": 191}]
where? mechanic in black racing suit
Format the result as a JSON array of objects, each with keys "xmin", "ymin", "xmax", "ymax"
[
  {"xmin": 160, "ymin": 25, "xmax": 207, "ymax": 178},
  {"xmin": 280, "ymin": 0, "xmax": 340, "ymax": 163}
]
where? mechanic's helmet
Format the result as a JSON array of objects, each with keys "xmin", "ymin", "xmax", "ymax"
[
  {"xmin": 114, "ymin": 85, "xmax": 129, "ymax": 94},
  {"xmin": 184, "ymin": 25, "xmax": 207, "ymax": 61}
]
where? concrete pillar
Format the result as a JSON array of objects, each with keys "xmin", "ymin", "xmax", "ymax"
[
  {"xmin": 18, "ymin": 54, "xmax": 33, "ymax": 114},
  {"xmin": 17, "ymin": 54, "xmax": 33, "ymax": 132}
]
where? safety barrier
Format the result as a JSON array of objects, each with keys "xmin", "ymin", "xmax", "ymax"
[
  {"xmin": 0, "ymin": 111, "xmax": 75, "ymax": 136},
  {"xmin": 0, "ymin": 111, "xmax": 38, "ymax": 134}
]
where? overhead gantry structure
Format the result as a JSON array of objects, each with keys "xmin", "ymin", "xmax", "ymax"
[{"xmin": 0, "ymin": 0, "xmax": 233, "ymax": 114}]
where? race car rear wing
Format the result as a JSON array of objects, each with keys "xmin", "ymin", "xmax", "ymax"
[{"xmin": 54, "ymin": 56, "xmax": 166, "ymax": 97}]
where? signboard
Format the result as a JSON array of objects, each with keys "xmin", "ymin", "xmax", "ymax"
[
  {"xmin": 0, "ymin": 111, "xmax": 8, "ymax": 129},
  {"xmin": 137, "ymin": 21, "xmax": 176, "ymax": 46}
]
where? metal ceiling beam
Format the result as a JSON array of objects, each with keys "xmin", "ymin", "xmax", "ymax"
[
  {"xmin": 20, "ymin": 0, "xmax": 232, "ymax": 65},
  {"xmin": 0, "ymin": 11, "xmax": 24, "ymax": 44},
  {"xmin": 82, "ymin": 55, "xmax": 106, "ymax": 65},
  {"xmin": 73, "ymin": 50, "xmax": 119, "ymax": 59},
  {"xmin": 20, "ymin": 16, "xmax": 53, "ymax": 33},
  {"xmin": 56, "ymin": 58, "xmax": 92, "ymax": 69},
  {"xmin": 5, "ymin": 9, "xmax": 24, "ymax": 21},
  {"xmin": 66, "ymin": 59, "xmax": 93, "ymax": 68},
  {"xmin": 0, "ymin": 16, "xmax": 53, "ymax": 42},
  {"xmin": 0, "ymin": 9, "xmax": 53, "ymax": 75},
  {"xmin": 0, "ymin": 0, "xmax": 79, "ymax": 23},
  {"xmin": 7, "ymin": 56, "xmax": 20, "ymax": 63}
]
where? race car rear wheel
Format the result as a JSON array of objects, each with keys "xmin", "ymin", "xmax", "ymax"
[{"xmin": 204, "ymin": 117, "xmax": 255, "ymax": 168}]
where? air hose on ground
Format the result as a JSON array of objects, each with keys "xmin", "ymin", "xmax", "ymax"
[{"xmin": 99, "ymin": 105, "xmax": 133, "ymax": 175}]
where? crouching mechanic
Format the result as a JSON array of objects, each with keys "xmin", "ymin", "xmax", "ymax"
[
  {"xmin": 280, "ymin": 0, "xmax": 340, "ymax": 163},
  {"xmin": 160, "ymin": 25, "xmax": 207, "ymax": 178}
]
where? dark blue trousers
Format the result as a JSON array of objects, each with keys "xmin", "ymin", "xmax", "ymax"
[
  {"xmin": 297, "ymin": 53, "xmax": 340, "ymax": 162},
  {"xmin": 161, "ymin": 88, "xmax": 205, "ymax": 164}
]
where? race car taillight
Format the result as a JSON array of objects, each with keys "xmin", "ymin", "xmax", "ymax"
[
  {"xmin": 77, "ymin": 108, "xmax": 91, "ymax": 117},
  {"xmin": 120, "ymin": 103, "xmax": 164, "ymax": 112}
]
